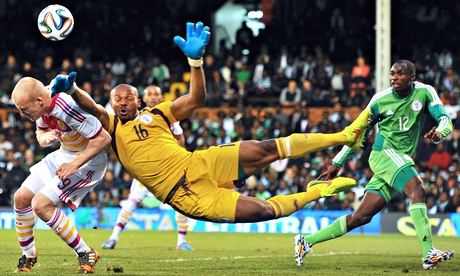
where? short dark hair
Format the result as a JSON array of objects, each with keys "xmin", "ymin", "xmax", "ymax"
[{"xmin": 394, "ymin": 60, "xmax": 415, "ymax": 75}]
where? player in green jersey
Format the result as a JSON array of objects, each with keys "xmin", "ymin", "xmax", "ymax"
[{"xmin": 294, "ymin": 60, "xmax": 454, "ymax": 270}]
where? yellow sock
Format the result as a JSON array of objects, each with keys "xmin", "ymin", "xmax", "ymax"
[
  {"xmin": 267, "ymin": 188, "xmax": 321, "ymax": 218},
  {"xmin": 275, "ymin": 133, "xmax": 347, "ymax": 159}
]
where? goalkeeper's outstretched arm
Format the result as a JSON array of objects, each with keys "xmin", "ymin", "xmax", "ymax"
[{"xmin": 170, "ymin": 22, "xmax": 211, "ymax": 121}]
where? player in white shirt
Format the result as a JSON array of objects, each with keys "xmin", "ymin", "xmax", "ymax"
[
  {"xmin": 101, "ymin": 85, "xmax": 193, "ymax": 251},
  {"xmin": 11, "ymin": 75, "xmax": 111, "ymax": 273}
]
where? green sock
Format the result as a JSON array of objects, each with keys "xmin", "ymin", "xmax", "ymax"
[
  {"xmin": 305, "ymin": 215, "xmax": 348, "ymax": 245},
  {"xmin": 409, "ymin": 203, "xmax": 432, "ymax": 257}
]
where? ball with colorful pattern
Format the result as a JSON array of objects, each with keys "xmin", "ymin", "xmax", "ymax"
[{"xmin": 37, "ymin": 4, "xmax": 74, "ymax": 41}]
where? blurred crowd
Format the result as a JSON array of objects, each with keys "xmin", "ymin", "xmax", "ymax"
[
  {"xmin": 0, "ymin": 0, "xmax": 460, "ymax": 213},
  {"xmin": 1, "ymin": 45, "xmax": 459, "ymax": 110}
]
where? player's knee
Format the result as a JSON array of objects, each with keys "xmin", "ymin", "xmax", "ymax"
[
  {"xmin": 13, "ymin": 190, "xmax": 23, "ymax": 205},
  {"xmin": 242, "ymin": 140, "xmax": 276, "ymax": 158},
  {"xmin": 128, "ymin": 197, "xmax": 141, "ymax": 206},
  {"xmin": 239, "ymin": 201, "xmax": 275, "ymax": 221},
  {"xmin": 13, "ymin": 188, "xmax": 32, "ymax": 208},
  {"xmin": 132, "ymin": 197, "xmax": 144, "ymax": 207},
  {"xmin": 258, "ymin": 202, "xmax": 276, "ymax": 220},
  {"xmin": 31, "ymin": 196, "xmax": 52, "ymax": 217},
  {"xmin": 31, "ymin": 197, "xmax": 42, "ymax": 216},
  {"xmin": 257, "ymin": 140, "xmax": 278, "ymax": 156},
  {"xmin": 412, "ymin": 185, "xmax": 426, "ymax": 202},
  {"xmin": 407, "ymin": 178, "xmax": 425, "ymax": 202}
]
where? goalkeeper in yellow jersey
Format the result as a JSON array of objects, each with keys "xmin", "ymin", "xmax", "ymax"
[
  {"xmin": 101, "ymin": 85, "xmax": 193, "ymax": 251},
  {"xmin": 50, "ymin": 22, "xmax": 366, "ymax": 224}
]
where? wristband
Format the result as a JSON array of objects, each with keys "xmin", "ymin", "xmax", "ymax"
[
  {"xmin": 188, "ymin": 58, "xmax": 203, "ymax": 67},
  {"xmin": 67, "ymin": 83, "xmax": 76, "ymax": 95}
]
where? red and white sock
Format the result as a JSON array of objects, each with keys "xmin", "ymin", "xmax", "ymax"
[
  {"xmin": 46, "ymin": 208, "xmax": 90, "ymax": 254},
  {"xmin": 176, "ymin": 212, "xmax": 189, "ymax": 245},
  {"xmin": 15, "ymin": 206, "xmax": 37, "ymax": 258},
  {"xmin": 110, "ymin": 198, "xmax": 138, "ymax": 241}
]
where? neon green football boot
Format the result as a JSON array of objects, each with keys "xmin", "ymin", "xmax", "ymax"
[
  {"xmin": 341, "ymin": 109, "xmax": 370, "ymax": 151},
  {"xmin": 307, "ymin": 177, "xmax": 357, "ymax": 197}
]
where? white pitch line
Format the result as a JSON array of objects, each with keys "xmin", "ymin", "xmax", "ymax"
[{"xmin": 154, "ymin": 252, "xmax": 359, "ymax": 263}]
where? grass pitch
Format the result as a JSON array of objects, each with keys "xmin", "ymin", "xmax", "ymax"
[{"xmin": 0, "ymin": 229, "xmax": 458, "ymax": 275}]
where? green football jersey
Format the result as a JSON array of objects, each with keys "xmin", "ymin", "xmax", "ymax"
[{"xmin": 333, "ymin": 81, "xmax": 452, "ymax": 166}]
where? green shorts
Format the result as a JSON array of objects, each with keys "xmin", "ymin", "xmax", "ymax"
[{"xmin": 366, "ymin": 149, "xmax": 419, "ymax": 203}]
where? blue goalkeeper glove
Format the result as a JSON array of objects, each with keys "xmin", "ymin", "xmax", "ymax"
[
  {"xmin": 173, "ymin": 22, "xmax": 210, "ymax": 60},
  {"xmin": 50, "ymin": 71, "xmax": 77, "ymax": 97}
]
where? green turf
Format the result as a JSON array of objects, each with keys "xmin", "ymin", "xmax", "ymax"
[{"xmin": 0, "ymin": 229, "xmax": 458, "ymax": 275}]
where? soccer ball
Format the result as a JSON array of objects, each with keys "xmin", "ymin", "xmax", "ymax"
[{"xmin": 37, "ymin": 4, "xmax": 74, "ymax": 41}]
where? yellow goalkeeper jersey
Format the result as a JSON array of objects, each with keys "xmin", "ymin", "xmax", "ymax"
[{"xmin": 107, "ymin": 101, "xmax": 192, "ymax": 202}]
